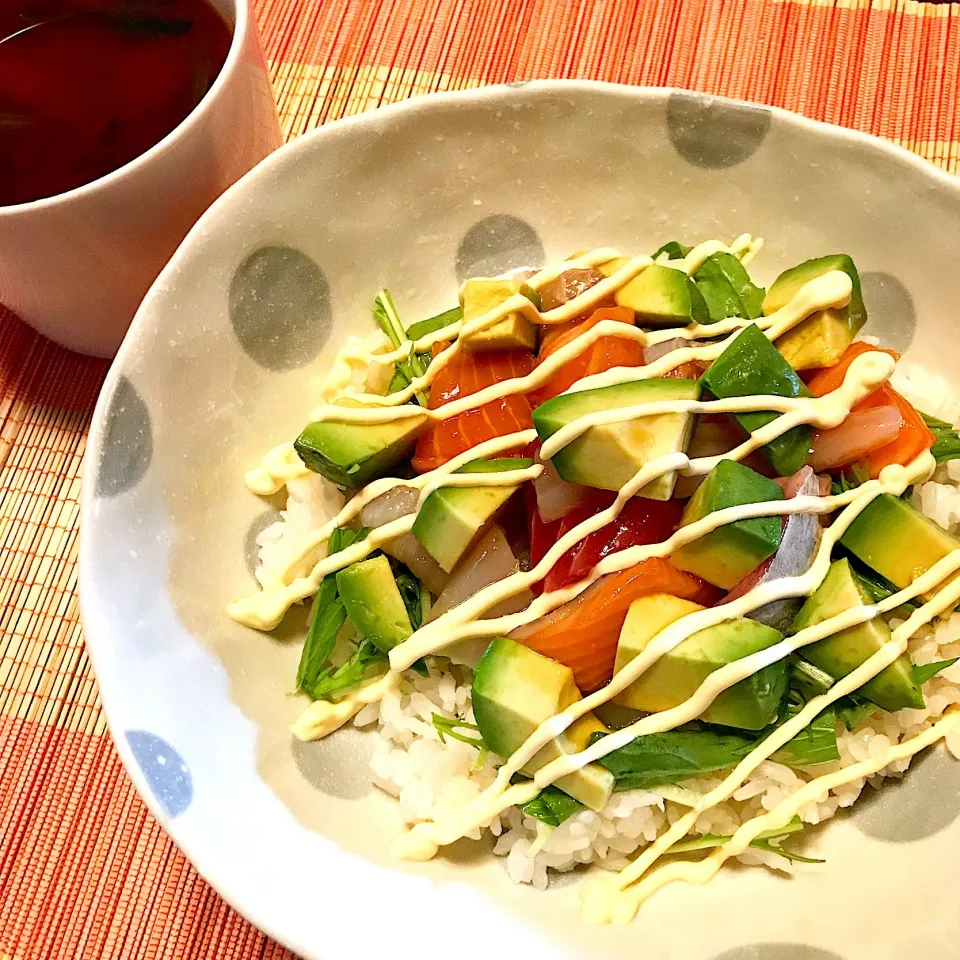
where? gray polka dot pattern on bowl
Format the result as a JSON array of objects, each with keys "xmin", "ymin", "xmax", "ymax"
[
  {"xmin": 292, "ymin": 726, "xmax": 374, "ymax": 800},
  {"xmin": 712, "ymin": 945, "xmax": 844, "ymax": 960},
  {"xmin": 95, "ymin": 375, "xmax": 152, "ymax": 498},
  {"xmin": 667, "ymin": 92, "xmax": 772, "ymax": 169},
  {"xmin": 456, "ymin": 214, "xmax": 545, "ymax": 282},
  {"xmin": 860, "ymin": 271, "xmax": 917, "ymax": 353},
  {"xmin": 244, "ymin": 506, "xmax": 282, "ymax": 578},
  {"xmin": 852, "ymin": 744, "xmax": 960, "ymax": 842},
  {"xmin": 125, "ymin": 730, "xmax": 193, "ymax": 819},
  {"xmin": 230, "ymin": 246, "xmax": 332, "ymax": 371}
]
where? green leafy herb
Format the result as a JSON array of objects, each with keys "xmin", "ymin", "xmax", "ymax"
[
  {"xmin": 835, "ymin": 696, "xmax": 879, "ymax": 731},
  {"xmin": 591, "ymin": 708, "xmax": 839, "ymax": 790},
  {"xmin": 670, "ymin": 815, "xmax": 821, "ymax": 864},
  {"xmin": 652, "ymin": 241, "xmax": 692, "ymax": 260},
  {"xmin": 845, "ymin": 556, "xmax": 920, "ymax": 610},
  {"xmin": 790, "ymin": 657, "xmax": 835, "ymax": 696},
  {"xmin": 372, "ymin": 289, "xmax": 429, "ymax": 404},
  {"xmin": 296, "ymin": 526, "xmax": 371, "ymax": 695},
  {"xmin": 396, "ymin": 570, "xmax": 427, "ymax": 631},
  {"xmin": 591, "ymin": 729, "xmax": 758, "ymax": 790},
  {"xmin": 517, "ymin": 784, "xmax": 584, "ymax": 828},
  {"xmin": 913, "ymin": 658, "xmax": 959, "ymax": 686},
  {"xmin": 922, "ymin": 412, "xmax": 960, "ymax": 464},
  {"xmin": 405, "ymin": 306, "xmax": 463, "ymax": 342},
  {"xmin": 432, "ymin": 713, "xmax": 485, "ymax": 747},
  {"xmin": 831, "ymin": 462, "xmax": 871, "ymax": 496},
  {"xmin": 305, "ymin": 637, "xmax": 387, "ymax": 701},
  {"xmin": 770, "ymin": 709, "xmax": 840, "ymax": 767}
]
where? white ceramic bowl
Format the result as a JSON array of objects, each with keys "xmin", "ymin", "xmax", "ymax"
[{"xmin": 81, "ymin": 82, "xmax": 960, "ymax": 960}]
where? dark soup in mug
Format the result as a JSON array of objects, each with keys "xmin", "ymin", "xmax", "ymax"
[{"xmin": 0, "ymin": 0, "xmax": 232, "ymax": 206}]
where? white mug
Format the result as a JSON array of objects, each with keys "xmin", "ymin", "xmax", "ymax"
[{"xmin": 0, "ymin": 0, "xmax": 281, "ymax": 358}]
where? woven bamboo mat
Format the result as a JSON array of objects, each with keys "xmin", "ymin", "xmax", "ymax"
[{"xmin": 2, "ymin": 0, "xmax": 960, "ymax": 956}]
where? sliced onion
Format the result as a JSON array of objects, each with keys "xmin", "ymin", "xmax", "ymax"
[
  {"xmin": 359, "ymin": 485, "xmax": 449, "ymax": 595},
  {"xmin": 533, "ymin": 458, "xmax": 587, "ymax": 522},
  {"xmin": 727, "ymin": 466, "xmax": 823, "ymax": 632},
  {"xmin": 808, "ymin": 405, "xmax": 901, "ymax": 473},
  {"xmin": 428, "ymin": 524, "xmax": 532, "ymax": 624}
]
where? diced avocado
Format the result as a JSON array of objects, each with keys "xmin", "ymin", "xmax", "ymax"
[
  {"xmin": 763, "ymin": 254, "xmax": 867, "ymax": 371},
  {"xmin": 612, "ymin": 594, "xmax": 788, "ymax": 730},
  {"xmin": 701, "ymin": 323, "xmax": 812, "ymax": 477},
  {"xmin": 460, "ymin": 278, "xmax": 540, "ymax": 353},
  {"xmin": 693, "ymin": 252, "xmax": 765, "ymax": 322},
  {"xmin": 612, "ymin": 264, "xmax": 710, "ymax": 327},
  {"xmin": 671, "ymin": 459, "xmax": 784, "ymax": 589},
  {"xmin": 412, "ymin": 457, "xmax": 531, "ymax": 573},
  {"xmin": 405, "ymin": 306, "xmax": 462, "ymax": 342},
  {"xmin": 533, "ymin": 378, "xmax": 700, "ymax": 499},
  {"xmin": 336, "ymin": 554, "xmax": 413, "ymax": 653},
  {"xmin": 472, "ymin": 638, "xmax": 615, "ymax": 810},
  {"xmin": 294, "ymin": 411, "xmax": 428, "ymax": 489},
  {"xmin": 790, "ymin": 559, "xmax": 923, "ymax": 711},
  {"xmin": 841, "ymin": 493, "xmax": 960, "ymax": 603}
]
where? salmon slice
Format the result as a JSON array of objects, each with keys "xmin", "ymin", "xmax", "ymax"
[
  {"xmin": 412, "ymin": 348, "xmax": 535, "ymax": 472},
  {"xmin": 534, "ymin": 306, "xmax": 643, "ymax": 405},
  {"xmin": 511, "ymin": 557, "xmax": 718, "ymax": 693}
]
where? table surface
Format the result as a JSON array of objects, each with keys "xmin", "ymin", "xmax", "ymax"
[{"xmin": 3, "ymin": 0, "xmax": 960, "ymax": 957}]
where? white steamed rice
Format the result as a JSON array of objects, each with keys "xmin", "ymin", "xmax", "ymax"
[{"xmin": 255, "ymin": 357, "xmax": 960, "ymax": 886}]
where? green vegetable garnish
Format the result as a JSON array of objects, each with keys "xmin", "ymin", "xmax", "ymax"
[
  {"xmin": 652, "ymin": 240, "xmax": 692, "ymax": 260},
  {"xmin": 432, "ymin": 713, "xmax": 485, "ymax": 747},
  {"xmin": 517, "ymin": 784, "xmax": 584, "ymax": 828},
  {"xmin": 306, "ymin": 637, "xmax": 387, "ymax": 701},
  {"xmin": 297, "ymin": 526, "xmax": 371, "ymax": 696},
  {"xmin": 372, "ymin": 289, "xmax": 429, "ymax": 405},
  {"xmin": 913, "ymin": 658, "xmax": 959, "ymax": 686},
  {"xmin": 405, "ymin": 306, "xmax": 463, "ymax": 342},
  {"xmin": 835, "ymin": 696, "xmax": 879, "ymax": 731},
  {"xmin": 790, "ymin": 657, "xmax": 835, "ymax": 695},
  {"xmin": 831, "ymin": 461, "xmax": 871, "ymax": 496},
  {"xmin": 671, "ymin": 815, "xmax": 822, "ymax": 863},
  {"xmin": 922, "ymin": 412, "xmax": 960, "ymax": 464}
]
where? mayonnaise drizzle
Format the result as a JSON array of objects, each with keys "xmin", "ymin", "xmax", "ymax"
[{"xmin": 231, "ymin": 237, "xmax": 960, "ymax": 920}]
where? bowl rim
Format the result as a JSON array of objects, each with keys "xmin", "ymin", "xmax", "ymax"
[{"xmin": 79, "ymin": 79, "xmax": 960, "ymax": 958}]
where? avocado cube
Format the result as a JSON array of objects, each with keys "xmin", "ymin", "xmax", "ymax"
[
  {"xmin": 611, "ymin": 264, "xmax": 710, "ymax": 327},
  {"xmin": 671, "ymin": 459, "xmax": 784, "ymax": 589},
  {"xmin": 532, "ymin": 378, "xmax": 700, "ymax": 499},
  {"xmin": 693, "ymin": 252, "xmax": 765, "ymax": 322},
  {"xmin": 412, "ymin": 457, "xmax": 531, "ymax": 573},
  {"xmin": 763, "ymin": 254, "xmax": 867, "ymax": 371},
  {"xmin": 612, "ymin": 594, "xmax": 788, "ymax": 730},
  {"xmin": 336, "ymin": 554, "xmax": 413, "ymax": 653},
  {"xmin": 702, "ymin": 323, "xmax": 812, "ymax": 477},
  {"xmin": 790, "ymin": 559, "xmax": 923, "ymax": 711},
  {"xmin": 294, "ymin": 412, "xmax": 428, "ymax": 489},
  {"xmin": 840, "ymin": 493, "xmax": 960, "ymax": 605},
  {"xmin": 472, "ymin": 638, "xmax": 615, "ymax": 810},
  {"xmin": 460, "ymin": 278, "xmax": 539, "ymax": 353}
]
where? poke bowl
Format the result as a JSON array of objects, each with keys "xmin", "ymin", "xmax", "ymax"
[{"xmin": 81, "ymin": 81, "xmax": 960, "ymax": 960}]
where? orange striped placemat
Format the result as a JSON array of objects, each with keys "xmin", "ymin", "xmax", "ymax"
[{"xmin": 1, "ymin": 1, "xmax": 958, "ymax": 957}]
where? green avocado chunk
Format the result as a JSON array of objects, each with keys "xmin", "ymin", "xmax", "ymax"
[
  {"xmin": 336, "ymin": 554, "xmax": 413, "ymax": 654},
  {"xmin": 472, "ymin": 638, "xmax": 615, "ymax": 810},
  {"xmin": 612, "ymin": 594, "xmax": 788, "ymax": 730},
  {"xmin": 840, "ymin": 493, "xmax": 960, "ymax": 604},
  {"xmin": 532, "ymin": 377, "xmax": 700, "ymax": 499},
  {"xmin": 613, "ymin": 264, "xmax": 710, "ymax": 327},
  {"xmin": 412, "ymin": 457, "xmax": 531, "ymax": 573},
  {"xmin": 670, "ymin": 458, "xmax": 784, "ymax": 589},
  {"xmin": 460, "ymin": 278, "xmax": 540, "ymax": 353},
  {"xmin": 763, "ymin": 254, "xmax": 867, "ymax": 371},
  {"xmin": 701, "ymin": 322, "xmax": 813, "ymax": 477},
  {"xmin": 790, "ymin": 558, "xmax": 923, "ymax": 712},
  {"xmin": 693, "ymin": 252, "xmax": 765, "ymax": 323},
  {"xmin": 294, "ymin": 411, "xmax": 428, "ymax": 489}
]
